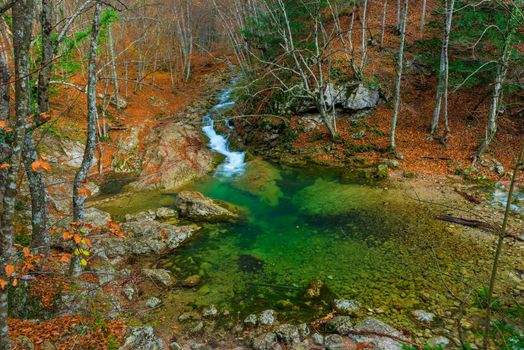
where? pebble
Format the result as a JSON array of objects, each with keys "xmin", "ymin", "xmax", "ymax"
[
  {"xmin": 202, "ymin": 305, "xmax": 218, "ymax": 318},
  {"xmin": 244, "ymin": 314, "xmax": 257, "ymax": 326},
  {"xmin": 145, "ymin": 297, "xmax": 162, "ymax": 308},
  {"xmin": 259, "ymin": 309, "xmax": 276, "ymax": 326},
  {"xmin": 312, "ymin": 333, "xmax": 324, "ymax": 345}
]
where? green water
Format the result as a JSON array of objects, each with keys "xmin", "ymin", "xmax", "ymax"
[{"xmin": 158, "ymin": 160, "xmax": 500, "ymax": 329}]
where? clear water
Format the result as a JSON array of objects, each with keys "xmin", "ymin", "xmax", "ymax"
[{"xmin": 160, "ymin": 161, "xmax": 502, "ymax": 329}]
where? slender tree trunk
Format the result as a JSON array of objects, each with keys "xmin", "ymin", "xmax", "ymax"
[
  {"xmin": 477, "ymin": 9, "xmax": 515, "ymax": 156},
  {"xmin": 390, "ymin": 0, "xmax": 408, "ymax": 152},
  {"xmin": 420, "ymin": 0, "xmax": 427, "ymax": 37},
  {"xmin": 359, "ymin": 0, "xmax": 368, "ymax": 75},
  {"xmin": 108, "ymin": 23, "xmax": 121, "ymax": 109},
  {"xmin": 431, "ymin": 0, "xmax": 455, "ymax": 141},
  {"xmin": 0, "ymin": 1, "xmax": 34, "ymax": 348},
  {"xmin": 482, "ymin": 141, "xmax": 524, "ymax": 349},
  {"xmin": 380, "ymin": 0, "xmax": 387, "ymax": 48},
  {"xmin": 0, "ymin": 57, "xmax": 9, "ymax": 119},
  {"xmin": 396, "ymin": 0, "xmax": 401, "ymax": 32},
  {"xmin": 37, "ymin": 0, "xmax": 53, "ymax": 113},
  {"xmin": 71, "ymin": 1, "xmax": 102, "ymax": 276}
]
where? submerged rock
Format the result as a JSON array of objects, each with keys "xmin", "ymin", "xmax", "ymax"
[
  {"xmin": 181, "ymin": 274, "xmax": 202, "ymax": 288},
  {"xmin": 232, "ymin": 159, "xmax": 283, "ymax": 206},
  {"xmin": 350, "ymin": 317, "xmax": 407, "ymax": 350},
  {"xmin": 333, "ymin": 299, "xmax": 362, "ymax": 315},
  {"xmin": 304, "ymin": 279, "xmax": 324, "ymax": 299},
  {"xmin": 119, "ymin": 326, "xmax": 164, "ymax": 350},
  {"xmin": 175, "ymin": 191, "xmax": 239, "ymax": 222},
  {"xmin": 142, "ymin": 269, "xmax": 174, "ymax": 287}
]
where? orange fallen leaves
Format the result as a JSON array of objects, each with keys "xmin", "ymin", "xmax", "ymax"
[
  {"xmin": 78, "ymin": 187, "xmax": 92, "ymax": 198},
  {"xmin": 5, "ymin": 265, "xmax": 15, "ymax": 278},
  {"xmin": 31, "ymin": 159, "xmax": 52, "ymax": 172},
  {"xmin": 0, "ymin": 163, "xmax": 10, "ymax": 169}
]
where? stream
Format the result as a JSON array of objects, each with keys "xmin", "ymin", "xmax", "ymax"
[{"xmin": 152, "ymin": 86, "xmax": 516, "ymax": 331}]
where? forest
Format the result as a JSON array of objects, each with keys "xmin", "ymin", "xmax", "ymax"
[{"xmin": 0, "ymin": 0, "xmax": 523, "ymax": 349}]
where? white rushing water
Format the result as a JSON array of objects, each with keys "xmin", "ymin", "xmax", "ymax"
[{"xmin": 202, "ymin": 86, "xmax": 246, "ymax": 177}]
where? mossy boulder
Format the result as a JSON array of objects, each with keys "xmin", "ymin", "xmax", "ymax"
[{"xmin": 175, "ymin": 191, "xmax": 240, "ymax": 222}]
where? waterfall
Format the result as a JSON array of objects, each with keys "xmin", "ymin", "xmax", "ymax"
[{"xmin": 202, "ymin": 86, "xmax": 246, "ymax": 177}]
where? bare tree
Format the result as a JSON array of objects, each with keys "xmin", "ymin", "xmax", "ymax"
[
  {"xmin": 71, "ymin": 0, "xmax": 102, "ymax": 275},
  {"xmin": 389, "ymin": 0, "xmax": 409, "ymax": 153},
  {"xmin": 430, "ymin": 0, "xmax": 455, "ymax": 143},
  {"xmin": 380, "ymin": 0, "xmax": 388, "ymax": 48},
  {"xmin": 174, "ymin": 0, "xmax": 194, "ymax": 82}
]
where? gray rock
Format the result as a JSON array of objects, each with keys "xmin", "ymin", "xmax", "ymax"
[
  {"xmin": 350, "ymin": 317, "xmax": 407, "ymax": 350},
  {"xmin": 312, "ymin": 333, "xmax": 324, "ymax": 345},
  {"xmin": 380, "ymin": 158, "xmax": 400, "ymax": 169},
  {"xmin": 156, "ymin": 207, "xmax": 177, "ymax": 219},
  {"xmin": 333, "ymin": 299, "xmax": 362, "ymax": 315},
  {"xmin": 146, "ymin": 297, "xmax": 162, "ymax": 308},
  {"xmin": 175, "ymin": 191, "xmax": 239, "ymax": 222},
  {"xmin": 324, "ymin": 334, "xmax": 345, "ymax": 350},
  {"xmin": 84, "ymin": 208, "xmax": 112, "ymax": 227},
  {"xmin": 169, "ymin": 341, "xmax": 182, "ymax": 350},
  {"xmin": 412, "ymin": 310, "xmax": 435, "ymax": 323},
  {"xmin": 427, "ymin": 336, "xmax": 450, "ymax": 349},
  {"xmin": 99, "ymin": 221, "xmax": 197, "ymax": 257},
  {"xmin": 252, "ymin": 332, "xmax": 280, "ymax": 350},
  {"xmin": 324, "ymin": 316, "xmax": 353, "ymax": 334},
  {"xmin": 118, "ymin": 326, "xmax": 164, "ymax": 350},
  {"xmin": 244, "ymin": 314, "xmax": 257, "ymax": 326},
  {"xmin": 122, "ymin": 285, "xmax": 135, "ymax": 301},
  {"xmin": 343, "ymin": 84, "xmax": 381, "ymax": 110},
  {"xmin": 352, "ymin": 130, "xmax": 366, "ymax": 140},
  {"xmin": 297, "ymin": 323, "xmax": 310, "ymax": 337},
  {"xmin": 91, "ymin": 260, "xmax": 115, "ymax": 285},
  {"xmin": 202, "ymin": 305, "xmax": 218, "ymax": 318},
  {"xmin": 291, "ymin": 343, "xmax": 310, "ymax": 350},
  {"xmin": 275, "ymin": 324, "xmax": 301, "ymax": 345},
  {"xmin": 190, "ymin": 343, "xmax": 212, "ymax": 350},
  {"xmin": 259, "ymin": 309, "xmax": 276, "ymax": 326},
  {"xmin": 125, "ymin": 211, "xmax": 156, "ymax": 223},
  {"xmin": 142, "ymin": 268, "xmax": 174, "ymax": 287}
]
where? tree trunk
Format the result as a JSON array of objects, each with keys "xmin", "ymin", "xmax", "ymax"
[
  {"xmin": 477, "ymin": 9, "xmax": 515, "ymax": 156},
  {"xmin": 0, "ymin": 56, "xmax": 9, "ymax": 119},
  {"xmin": 420, "ymin": 0, "xmax": 427, "ymax": 37},
  {"xmin": 71, "ymin": 1, "xmax": 102, "ymax": 277},
  {"xmin": 108, "ymin": 23, "xmax": 121, "ymax": 109},
  {"xmin": 431, "ymin": 0, "xmax": 455, "ymax": 141},
  {"xmin": 380, "ymin": 0, "xmax": 387, "ymax": 48},
  {"xmin": 389, "ymin": 0, "xmax": 408, "ymax": 152},
  {"xmin": 37, "ymin": 0, "xmax": 53, "ymax": 113},
  {"xmin": 0, "ymin": 1, "xmax": 35, "ymax": 348}
]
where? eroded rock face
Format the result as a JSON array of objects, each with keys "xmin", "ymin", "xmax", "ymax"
[
  {"xmin": 175, "ymin": 191, "xmax": 239, "ymax": 222},
  {"xmin": 131, "ymin": 122, "xmax": 214, "ymax": 190},
  {"xmin": 118, "ymin": 326, "xmax": 164, "ymax": 350}
]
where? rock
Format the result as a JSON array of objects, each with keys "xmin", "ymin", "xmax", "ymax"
[
  {"xmin": 297, "ymin": 323, "xmax": 310, "ymax": 337},
  {"xmin": 169, "ymin": 341, "xmax": 182, "ymax": 350},
  {"xmin": 84, "ymin": 208, "xmax": 112, "ymax": 226},
  {"xmin": 324, "ymin": 334, "xmax": 345, "ymax": 350},
  {"xmin": 324, "ymin": 316, "xmax": 353, "ymax": 334},
  {"xmin": 344, "ymin": 84, "xmax": 381, "ymax": 110},
  {"xmin": 412, "ymin": 310, "xmax": 435, "ymax": 323},
  {"xmin": 181, "ymin": 275, "xmax": 202, "ymax": 288},
  {"xmin": 304, "ymin": 279, "xmax": 324, "ymax": 299},
  {"xmin": 232, "ymin": 159, "xmax": 283, "ymax": 206},
  {"xmin": 111, "ymin": 96, "xmax": 128, "ymax": 110},
  {"xmin": 312, "ymin": 333, "xmax": 324, "ymax": 345},
  {"xmin": 350, "ymin": 317, "xmax": 407, "ymax": 350},
  {"xmin": 146, "ymin": 297, "xmax": 162, "ymax": 308},
  {"xmin": 111, "ymin": 127, "xmax": 141, "ymax": 173},
  {"xmin": 175, "ymin": 191, "xmax": 239, "ymax": 222},
  {"xmin": 291, "ymin": 343, "xmax": 310, "ymax": 350},
  {"xmin": 427, "ymin": 336, "xmax": 450, "ymax": 348},
  {"xmin": 122, "ymin": 285, "xmax": 135, "ymax": 301},
  {"xmin": 131, "ymin": 122, "xmax": 214, "ymax": 190},
  {"xmin": 91, "ymin": 259, "xmax": 115, "ymax": 285},
  {"xmin": 190, "ymin": 343, "xmax": 213, "ymax": 350},
  {"xmin": 99, "ymin": 220, "xmax": 197, "ymax": 257},
  {"xmin": 352, "ymin": 130, "xmax": 366, "ymax": 140},
  {"xmin": 380, "ymin": 158, "xmax": 400, "ymax": 169},
  {"xmin": 253, "ymin": 332, "xmax": 280, "ymax": 350},
  {"xmin": 156, "ymin": 207, "xmax": 177, "ymax": 219},
  {"xmin": 244, "ymin": 314, "xmax": 257, "ymax": 326},
  {"xmin": 118, "ymin": 326, "xmax": 164, "ymax": 350},
  {"xmin": 275, "ymin": 324, "xmax": 301, "ymax": 345},
  {"xmin": 333, "ymin": 299, "xmax": 362, "ymax": 315},
  {"xmin": 259, "ymin": 309, "xmax": 276, "ymax": 326},
  {"xmin": 376, "ymin": 164, "xmax": 389, "ymax": 179},
  {"xmin": 125, "ymin": 211, "xmax": 156, "ymax": 222},
  {"xmin": 142, "ymin": 269, "xmax": 174, "ymax": 287},
  {"xmin": 202, "ymin": 305, "xmax": 218, "ymax": 318}
]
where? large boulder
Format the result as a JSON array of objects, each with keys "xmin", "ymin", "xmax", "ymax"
[
  {"xmin": 343, "ymin": 84, "xmax": 381, "ymax": 110},
  {"xmin": 131, "ymin": 122, "xmax": 214, "ymax": 190},
  {"xmin": 118, "ymin": 326, "xmax": 164, "ymax": 350},
  {"xmin": 175, "ymin": 191, "xmax": 239, "ymax": 222},
  {"xmin": 350, "ymin": 317, "xmax": 408, "ymax": 350},
  {"xmin": 96, "ymin": 219, "xmax": 198, "ymax": 257}
]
